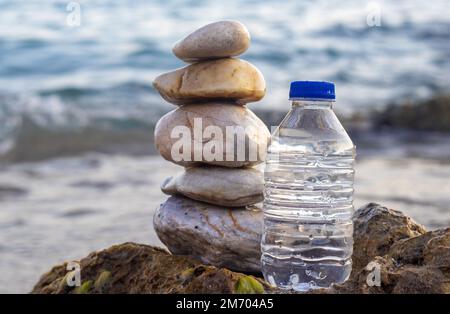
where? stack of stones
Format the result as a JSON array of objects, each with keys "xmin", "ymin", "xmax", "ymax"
[{"xmin": 152, "ymin": 21, "xmax": 269, "ymax": 272}]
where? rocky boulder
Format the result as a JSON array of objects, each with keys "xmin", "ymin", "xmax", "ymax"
[
  {"xmin": 32, "ymin": 203, "xmax": 450, "ymax": 294},
  {"xmin": 31, "ymin": 242, "xmax": 269, "ymax": 294},
  {"xmin": 322, "ymin": 227, "xmax": 450, "ymax": 294},
  {"xmin": 352, "ymin": 203, "xmax": 426, "ymax": 272}
]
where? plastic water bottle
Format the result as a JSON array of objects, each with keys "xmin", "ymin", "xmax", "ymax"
[{"xmin": 261, "ymin": 81, "xmax": 355, "ymax": 291}]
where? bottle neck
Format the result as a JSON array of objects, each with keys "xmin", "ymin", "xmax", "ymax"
[{"xmin": 291, "ymin": 99, "xmax": 334, "ymax": 109}]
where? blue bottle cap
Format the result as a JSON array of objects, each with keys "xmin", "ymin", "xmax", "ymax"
[{"xmin": 289, "ymin": 81, "xmax": 335, "ymax": 100}]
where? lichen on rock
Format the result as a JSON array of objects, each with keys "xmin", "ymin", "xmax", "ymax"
[{"xmin": 31, "ymin": 242, "xmax": 270, "ymax": 294}]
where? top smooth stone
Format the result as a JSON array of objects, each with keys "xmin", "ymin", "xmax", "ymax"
[{"xmin": 173, "ymin": 21, "xmax": 250, "ymax": 63}]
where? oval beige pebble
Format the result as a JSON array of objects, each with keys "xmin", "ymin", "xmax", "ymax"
[
  {"xmin": 152, "ymin": 58, "xmax": 265, "ymax": 105},
  {"xmin": 172, "ymin": 20, "xmax": 250, "ymax": 63},
  {"xmin": 154, "ymin": 103, "xmax": 270, "ymax": 168},
  {"xmin": 161, "ymin": 167, "xmax": 264, "ymax": 207}
]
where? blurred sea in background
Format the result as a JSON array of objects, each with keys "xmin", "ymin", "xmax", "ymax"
[
  {"xmin": 0, "ymin": 0, "xmax": 450, "ymax": 292},
  {"xmin": 1, "ymin": 0, "xmax": 450, "ymax": 160}
]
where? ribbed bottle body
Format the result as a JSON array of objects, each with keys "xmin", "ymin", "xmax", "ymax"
[{"xmin": 261, "ymin": 101, "xmax": 355, "ymax": 291}]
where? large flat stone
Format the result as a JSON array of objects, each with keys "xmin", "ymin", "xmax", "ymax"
[
  {"xmin": 154, "ymin": 103, "xmax": 270, "ymax": 168},
  {"xmin": 154, "ymin": 196, "xmax": 263, "ymax": 272}
]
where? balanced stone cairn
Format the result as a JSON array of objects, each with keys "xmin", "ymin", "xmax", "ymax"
[{"xmin": 152, "ymin": 21, "xmax": 270, "ymax": 272}]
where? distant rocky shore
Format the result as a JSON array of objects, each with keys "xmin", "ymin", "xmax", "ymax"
[
  {"xmin": 372, "ymin": 95, "xmax": 450, "ymax": 132},
  {"xmin": 32, "ymin": 203, "xmax": 450, "ymax": 294},
  {"xmin": 255, "ymin": 94, "xmax": 450, "ymax": 133},
  {"xmin": 1, "ymin": 94, "xmax": 448, "ymax": 163},
  {"xmin": 255, "ymin": 94, "xmax": 450, "ymax": 161}
]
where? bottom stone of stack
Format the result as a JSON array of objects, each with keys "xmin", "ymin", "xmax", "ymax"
[{"xmin": 154, "ymin": 195, "xmax": 262, "ymax": 273}]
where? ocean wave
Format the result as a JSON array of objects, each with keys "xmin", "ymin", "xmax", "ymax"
[
  {"xmin": 0, "ymin": 91, "xmax": 167, "ymax": 162},
  {"xmin": 1, "ymin": 0, "xmax": 450, "ymax": 161},
  {"xmin": 1, "ymin": 92, "xmax": 449, "ymax": 163},
  {"xmin": 0, "ymin": 114, "xmax": 158, "ymax": 162}
]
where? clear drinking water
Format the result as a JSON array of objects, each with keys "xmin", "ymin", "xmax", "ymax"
[{"xmin": 261, "ymin": 81, "xmax": 355, "ymax": 291}]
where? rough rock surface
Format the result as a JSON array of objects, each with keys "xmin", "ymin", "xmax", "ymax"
[
  {"xmin": 173, "ymin": 20, "xmax": 250, "ymax": 63},
  {"xmin": 321, "ymin": 227, "xmax": 450, "ymax": 294},
  {"xmin": 161, "ymin": 166, "xmax": 264, "ymax": 207},
  {"xmin": 152, "ymin": 58, "xmax": 265, "ymax": 105},
  {"xmin": 154, "ymin": 195, "xmax": 263, "ymax": 272},
  {"xmin": 33, "ymin": 203, "xmax": 450, "ymax": 294},
  {"xmin": 155, "ymin": 201, "xmax": 450, "ymax": 293},
  {"xmin": 154, "ymin": 103, "xmax": 270, "ymax": 168},
  {"xmin": 313, "ymin": 204, "xmax": 449, "ymax": 294},
  {"xmin": 352, "ymin": 203, "xmax": 426, "ymax": 272},
  {"xmin": 154, "ymin": 200, "xmax": 431, "ymax": 275},
  {"xmin": 31, "ymin": 242, "xmax": 269, "ymax": 294}
]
